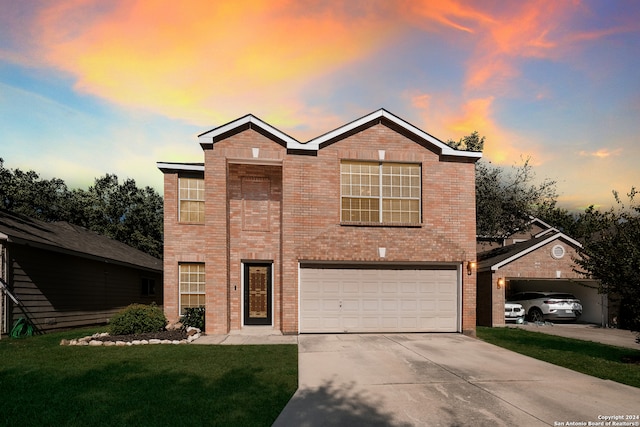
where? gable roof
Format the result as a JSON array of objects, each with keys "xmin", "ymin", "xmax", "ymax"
[
  {"xmin": 197, "ymin": 109, "xmax": 483, "ymax": 159},
  {"xmin": 477, "ymin": 231, "xmax": 582, "ymax": 272},
  {"xmin": 0, "ymin": 210, "xmax": 162, "ymax": 273}
]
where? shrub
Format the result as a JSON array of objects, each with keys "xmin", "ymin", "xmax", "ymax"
[
  {"xmin": 109, "ymin": 303, "xmax": 167, "ymax": 335},
  {"xmin": 181, "ymin": 307, "xmax": 205, "ymax": 331}
]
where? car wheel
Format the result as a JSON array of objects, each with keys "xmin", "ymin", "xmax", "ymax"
[{"xmin": 528, "ymin": 308, "xmax": 544, "ymax": 322}]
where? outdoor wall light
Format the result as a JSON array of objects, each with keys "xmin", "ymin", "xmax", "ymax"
[
  {"xmin": 466, "ymin": 261, "xmax": 476, "ymax": 276},
  {"xmin": 497, "ymin": 278, "xmax": 505, "ymax": 289}
]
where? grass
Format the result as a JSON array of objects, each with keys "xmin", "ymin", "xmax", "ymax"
[
  {"xmin": 0, "ymin": 328, "xmax": 298, "ymax": 426},
  {"xmin": 477, "ymin": 326, "xmax": 640, "ymax": 388}
]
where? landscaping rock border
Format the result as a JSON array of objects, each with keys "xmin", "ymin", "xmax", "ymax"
[{"xmin": 60, "ymin": 327, "xmax": 202, "ymax": 346}]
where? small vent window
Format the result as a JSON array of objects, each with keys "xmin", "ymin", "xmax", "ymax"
[{"xmin": 551, "ymin": 244, "xmax": 565, "ymax": 259}]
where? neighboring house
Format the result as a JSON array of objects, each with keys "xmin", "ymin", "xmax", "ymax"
[
  {"xmin": 476, "ymin": 217, "xmax": 558, "ymax": 252},
  {"xmin": 158, "ymin": 109, "xmax": 481, "ymax": 335},
  {"xmin": 476, "ymin": 219, "xmax": 606, "ymax": 327},
  {"xmin": 0, "ymin": 210, "xmax": 163, "ymax": 335}
]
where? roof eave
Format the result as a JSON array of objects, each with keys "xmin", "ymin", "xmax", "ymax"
[
  {"xmin": 489, "ymin": 232, "xmax": 583, "ymax": 271},
  {"xmin": 194, "ymin": 109, "xmax": 485, "ymax": 158},
  {"xmin": 157, "ymin": 162, "xmax": 205, "ymax": 173},
  {"xmin": 5, "ymin": 235, "xmax": 162, "ymax": 273},
  {"xmin": 198, "ymin": 114, "xmax": 300, "ymax": 150},
  {"xmin": 307, "ymin": 109, "xmax": 483, "ymax": 158}
]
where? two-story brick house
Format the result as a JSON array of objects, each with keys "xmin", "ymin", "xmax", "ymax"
[{"xmin": 158, "ymin": 109, "xmax": 481, "ymax": 335}]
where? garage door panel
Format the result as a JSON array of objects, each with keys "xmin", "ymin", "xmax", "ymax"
[
  {"xmin": 322, "ymin": 299, "xmax": 341, "ymax": 310},
  {"xmin": 363, "ymin": 299, "xmax": 380, "ymax": 311},
  {"xmin": 381, "ymin": 299, "xmax": 398, "ymax": 311},
  {"xmin": 305, "ymin": 300, "xmax": 320, "ymax": 311},
  {"xmin": 401, "ymin": 299, "xmax": 417, "ymax": 311},
  {"xmin": 300, "ymin": 267, "xmax": 459, "ymax": 333},
  {"xmin": 381, "ymin": 317, "xmax": 399, "ymax": 328},
  {"xmin": 343, "ymin": 281, "xmax": 359, "ymax": 293},
  {"xmin": 419, "ymin": 284, "xmax": 435, "ymax": 293},
  {"xmin": 400, "ymin": 283, "xmax": 417, "ymax": 293},
  {"xmin": 382, "ymin": 283, "xmax": 398, "ymax": 293},
  {"xmin": 323, "ymin": 318, "xmax": 341, "ymax": 329},
  {"xmin": 343, "ymin": 316, "xmax": 360, "ymax": 329}
]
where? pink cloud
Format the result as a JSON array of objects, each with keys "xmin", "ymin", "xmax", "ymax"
[{"xmin": 579, "ymin": 148, "xmax": 623, "ymax": 158}]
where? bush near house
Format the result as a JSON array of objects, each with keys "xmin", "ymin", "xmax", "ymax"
[
  {"xmin": 181, "ymin": 306, "xmax": 205, "ymax": 331},
  {"xmin": 109, "ymin": 303, "xmax": 167, "ymax": 335}
]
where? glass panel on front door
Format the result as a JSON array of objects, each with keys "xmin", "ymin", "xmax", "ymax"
[{"xmin": 244, "ymin": 264, "xmax": 272, "ymax": 325}]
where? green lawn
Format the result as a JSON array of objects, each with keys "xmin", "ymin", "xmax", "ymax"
[
  {"xmin": 0, "ymin": 328, "xmax": 298, "ymax": 426},
  {"xmin": 477, "ymin": 326, "xmax": 640, "ymax": 388}
]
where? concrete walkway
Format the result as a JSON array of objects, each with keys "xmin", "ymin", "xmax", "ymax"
[
  {"xmin": 191, "ymin": 326, "xmax": 298, "ymax": 345},
  {"xmin": 273, "ymin": 333, "xmax": 640, "ymax": 427}
]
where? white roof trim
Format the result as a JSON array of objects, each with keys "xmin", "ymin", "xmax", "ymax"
[
  {"xmin": 529, "ymin": 216, "xmax": 554, "ymax": 230},
  {"xmin": 197, "ymin": 109, "xmax": 483, "ymax": 158},
  {"xmin": 198, "ymin": 115, "xmax": 298, "ymax": 147},
  {"xmin": 156, "ymin": 162, "xmax": 204, "ymax": 172},
  {"xmin": 534, "ymin": 227, "xmax": 558, "ymax": 238},
  {"xmin": 491, "ymin": 232, "xmax": 583, "ymax": 271}
]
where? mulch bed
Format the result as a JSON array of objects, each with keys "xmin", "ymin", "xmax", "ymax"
[{"xmin": 94, "ymin": 330, "xmax": 188, "ymax": 343}]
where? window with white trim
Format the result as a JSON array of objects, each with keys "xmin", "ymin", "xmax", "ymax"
[
  {"xmin": 179, "ymin": 263, "xmax": 205, "ymax": 315},
  {"xmin": 341, "ymin": 161, "xmax": 421, "ymax": 224},
  {"xmin": 179, "ymin": 177, "xmax": 204, "ymax": 223}
]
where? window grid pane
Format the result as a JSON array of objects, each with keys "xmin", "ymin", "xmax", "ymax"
[
  {"xmin": 179, "ymin": 263, "xmax": 205, "ymax": 315},
  {"xmin": 179, "ymin": 177, "xmax": 204, "ymax": 223},
  {"xmin": 342, "ymin": 161, "xmax": 420, "ymax": 224}
]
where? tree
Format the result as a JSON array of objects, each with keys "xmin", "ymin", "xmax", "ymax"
[
  {"xmin": 69, "ymin": 174, "xmax": 164, "ymax": 259},
  {"xmin": 446, "ymin": 134, "xmax": 558, "ymax": 238},
  {"xmin": 0, "ymin": 158, "xmax": 71, "ymax": 221},
  {"xmin": 538, "ymin": 205, "xmax": 611, "ymax": 242},
  {"xmin": 574, "ymin": 189, "xmax": 640, "ymax": 340},
  {"xmin": 475, "ymin": 157, "xmax": 558, "ymax": 238},
  {"xmin": 446, "ymin": 131, "xmax": 485, "ymax": 152},
  {"xmin": 0, "ymin": 159, "xmax": 163, "ymax": 258}
]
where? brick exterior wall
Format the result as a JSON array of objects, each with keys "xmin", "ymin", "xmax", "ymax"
[{"xmin": 162, "ymin": 121, "xmax": 478, "ymax": 335}]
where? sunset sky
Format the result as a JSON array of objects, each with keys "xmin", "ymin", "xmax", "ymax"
[{"xmin": 1, "ymin": 1, "xmax": 639, "ymax": 211}]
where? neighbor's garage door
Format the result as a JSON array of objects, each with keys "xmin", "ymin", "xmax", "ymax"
[{"xmin": 300, "ymin": 266, "xmax": 459, "ymax": 333}]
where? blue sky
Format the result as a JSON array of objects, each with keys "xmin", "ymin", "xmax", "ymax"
[{"xmin": 1, "ymin": 1, "xmax": 639, "ymax": 211}]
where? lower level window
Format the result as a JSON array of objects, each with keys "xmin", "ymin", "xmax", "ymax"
[
  {"xmin": 140, "ymin": 278, "xmax": 156, "ymax": 296},
  {"xmin": 179, "ymin": 263, "xmax": 205, "ymax": 315}
]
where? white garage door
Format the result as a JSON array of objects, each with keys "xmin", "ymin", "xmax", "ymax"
[{"xmin": 300, "ymin": 266, "xmax": 459, "ymax": 333}]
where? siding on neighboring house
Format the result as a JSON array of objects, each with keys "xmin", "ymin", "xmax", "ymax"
[
  {"xmin": 0, "ymin": 210, "xmax": 163, "ymax": 335},
  {"xmin": 8, "ymin": 244, "xmax": 162, "ymax": 331}
]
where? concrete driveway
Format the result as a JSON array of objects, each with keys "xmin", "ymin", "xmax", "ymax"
[
  {"xmin": 510, "ymin": 323, "xmax": 639, "ymax": 350},
  {"xmin": 273, "ymin": 333, "xmax": 640, "ymax": 427}
]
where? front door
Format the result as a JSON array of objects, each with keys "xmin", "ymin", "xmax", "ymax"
[{"xmin": 244, "ymin": 263, "xmax": 272, "ymax": 325}]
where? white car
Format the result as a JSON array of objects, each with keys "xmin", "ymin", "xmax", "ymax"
[
  {"xmin": 507, "ymin": 292, "xmax": 582, "ymax": 322},
  {"xmin": 505, "ymin": 302, "xmax": 525, "ymax": 323}
]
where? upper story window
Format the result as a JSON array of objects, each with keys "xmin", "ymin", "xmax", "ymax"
[
  {"xmin": 179, "ymin": 177, "xmax": 204, "ymax": 223},
  {"xmin": 341, "ymin": 160, "xmax": 421, "ymax": 224}
]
